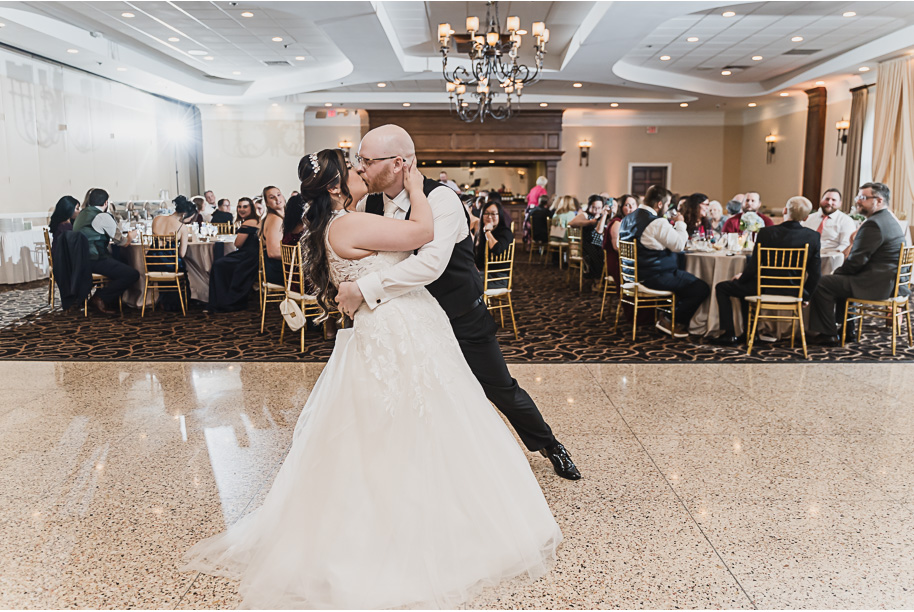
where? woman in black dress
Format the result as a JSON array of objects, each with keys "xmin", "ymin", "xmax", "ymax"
[
  {"xmin": 49, "ymin": 195, "xmax": 79, "ymax": 250},
  {"xmin": 474, "ymin": 201, "xmax": 514, "ymax": 289},
  {"xmin": 206, "ymin": 199, "xmax": 260, "ymax": 313}
]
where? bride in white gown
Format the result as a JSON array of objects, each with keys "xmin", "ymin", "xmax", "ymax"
[{"xmin": 182, "ymin": 149, "xmax": 562, "ymax": 609}]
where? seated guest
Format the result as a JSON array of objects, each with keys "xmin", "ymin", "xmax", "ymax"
[
  {"xmin": 203, "ymin": 190, "xmax": 217, "ymax": 215},
  {"xmin": 260, "ymin": 185, "xmax": 287, "ymax": 286},
  {"xmin": 549, "ymin": 195, "xmax": 578, "ymax": 240},
  {"xmin": 603, "ymin": 194, "xmax": 638, "ymax": 292},
  {"xmin": 253, "ymin": 196, "xmax": 265, "ymax": 220},
  {"xmin": 189, "ymin": 196, "xmax": 210, "ymax": 224},
  {"xmin": 207, "ymin": 205, "xmax": 261, "ymax": 313},
  {"xmin": 72, "ymin": 188, "xmax": 139, "ymax": 315},
  {"xmin": 49, "ymin": 195, "xmax": 79, "ymax": 250},
  {"xmin": 474, "ymin": 200, "xmax": 514, "ymax": 289},
  {"xmin": 722, "ymin": 191, "xmax": 774, "ymax": 233},
  {"xmin": 282, "ymin": 194, "xmax": 307, "ymax": 245},
  {"xmin": 803, "ymin": 188, "xmax": 855, "ymax": 254},
  {"xmin": 618, "ymin": 184, "xmax": 710, "ymax": 338},
  {"xmin": 682, "ymin": 192, "xmax": 712, "ymax": 237},
  {"xmin": 808, "ymin": 182, "xmax": 905, "ymax": 345},
  {"xmin": 529, "ymin": 195, "xmax": 553, "ymax": 244},
  {"xmin": 150, "ymin": 195, "xmax": 195, "ymax": 311},
  {"xmin": 235, "ymin": 197, "xmax": 255, "ymax": 228},
  {"xmin": 210, "ymin": 199, "xmax": 234, "ymax": 225},
  {"xmin": 708, "ymin": 200, "xmax": 725, "ymax": 234},
  {"xmin": 570, "ymin": 195, "xmax": 608, "ymax": 290},
  {"xmin": 725, "ymin": 194, "xmax": 745, "ymax": 218},
  {"xmin": 710, "ymin": 196, "xmax": 821, "ymax": 346}
]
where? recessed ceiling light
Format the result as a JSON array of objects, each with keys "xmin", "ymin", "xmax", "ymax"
[
  {"xmin": 660, "ymin": 55, "xmax": 671, "ymax": 61},
  {"xmin": 815, "ymin": 80, "xmax": 826, "ymax": 85},
  {"xmin": 295, "ymin": 56, "xmax": 305, "ymax": 61},
  {"xmin": 377, "ymin": 82, "xmax": 387, "ymax": 87},
  {"xmin": 67, "ymin": 49, "xmax": 79, "ymax": 54},
  {"xmin": 779, "ymin": 92, "xmax": 789, "ymax": 97},
  {"xmin": 188, "ymin": 50, "xmax": 207, "ymax": 56},
  {"xmin": 680, "ymin": 102, "xmax": 689, "ymax": 107},
  {"xmin": 0, "ymin": 22, "xmax": 5, "ymax": 27},
  {"xmin": 721, "ymin": 70, "xmax": 732, "ymax": 76},
  {"xmin": 241, "ymin": 11, "xmax": 254, "ymax": 17},
  {"xmin": 687, "ymin": 36, "xmax": 699, "ymax": 42},
  {"xmin": 722, "ymin": 11, "xmax": 736, "ymax": 17},
  {"xmin": 271, "ymin": 103, "xmax": 278, "ymax": 107},
  {"xmin": 203, "ymin": 56, "xmax": 214, "ymax": 61},
  {"xmin": 436, "ymin": 160, "xmax": 442, "ymax": 164},
  {"xmin": 116, "ymin": 67, "xmax": 127, "ymax": 72},
  {"xmin": 272, "ymin": 37, "xmax": 283, "ymax": 42},
  {"xmin": 232, "ymin": 71, "xmax": 241, "ymax": 75},
  {"xmin": 539, "ymin": 102, "xmax": 548, "ymax": 107},
  {"xmin": 324, "ymin": 102, "xmax": 332, "ymax": 107},
  {"xmin": 859, "ymin": 66, "xmax": 870, "ymax": 72},
  {"xmin": 461, "ymin": 102, "xmax": 468, "ymax": 107},
  {"xmin": 843, "ymin": 11, "xmax": 856, "ymax": 17},
  {"xmin": 752, "ymin": 55, "xmax": 763, "ymax": 61},
  {"xmin": 402, "ymin": 102, "xmax": 411, "ymax": 107},
  {"xmin": 748, "ymin": 102, "xmax": 757, "ymax": 107},
  {"xmin": 791, "ymin": 36, "xmax": 804, "ymax": 42},
  {"xmin": 516, "ymin": 29, "xmax": 527, "ymax": 35},
  {"xmin": 121, "ymin": 12, "xmax": 135, "ymax": 18},
  {"xmin": 573, "ymin": 82, "xmax": 582, "ymax": 88},
  {"xmin": 168, "ymin": 37, "xmax": 180, "ymax": 42},
  {"xmin": 489, "ymin": 160, "xmax": 495, "ymax": 164},
  {"xmin": 610, "ymin": 102, "xmax": 619, "ymax": 107},
  {"xmin": 216, "ymin": 103, "xmax": 223, "ymax": 107}
]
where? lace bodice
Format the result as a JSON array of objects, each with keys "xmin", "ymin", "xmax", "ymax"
[{"xmin": 325, "ymin": 210, "xmax": 410, "ymax": 286}]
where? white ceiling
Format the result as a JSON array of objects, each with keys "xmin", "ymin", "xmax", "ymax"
[{"xmin": 0, "ymin": 0, "xmax": 912, "ymax": 114}]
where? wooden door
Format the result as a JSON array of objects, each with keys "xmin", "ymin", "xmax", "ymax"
[{"xmin": 630, "ymin": 166, "xmax": 668, "ymax": 197}]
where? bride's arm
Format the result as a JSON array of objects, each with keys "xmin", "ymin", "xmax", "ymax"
[{"xmin": 329, "ymin": 160, "xmax": 434, "ymax": 257}]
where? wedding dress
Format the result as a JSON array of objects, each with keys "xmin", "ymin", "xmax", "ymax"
[{"xmin": 183, "ymin": 211, "xmax": 562, "ymax": 609}]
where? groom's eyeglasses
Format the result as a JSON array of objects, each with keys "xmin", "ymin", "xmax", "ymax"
[{"xmin": 354, "ymin": 154, "xmax": 399, "ymax": 167}]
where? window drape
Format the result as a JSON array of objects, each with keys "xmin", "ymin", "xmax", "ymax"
[
  {"xmin": 842, "ymin": 86, "xmax": 868, "ymax": 213},
  {"xmin": 873, "ymin": 56, "xmax": 914, "ymax": 220}
]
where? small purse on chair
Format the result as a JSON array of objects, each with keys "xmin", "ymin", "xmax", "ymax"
[{"xmin": 280, "ymin": 298, "xmax": 306, "ymax": 331}]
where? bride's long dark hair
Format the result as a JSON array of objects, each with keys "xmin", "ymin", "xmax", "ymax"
[{"xmin": 298, "ymin": 149, "xmax": 352, "ymax": 320}]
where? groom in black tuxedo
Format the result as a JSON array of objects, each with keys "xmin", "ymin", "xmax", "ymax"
[{"xmin": 336, "ymin": 124, "xmax": 580, "ymax": 480}]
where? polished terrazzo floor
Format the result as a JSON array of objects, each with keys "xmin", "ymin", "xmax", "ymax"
[{"xmin": 2, "ymin": 360, "xmax": 913, "ymax": 609}]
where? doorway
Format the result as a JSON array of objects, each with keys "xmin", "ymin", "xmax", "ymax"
[{"xmin": 628, "ymin": 164, "xmax": 671, "ymax": 197}]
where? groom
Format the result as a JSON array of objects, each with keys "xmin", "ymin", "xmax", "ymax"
[{"xmin": 336, "ymin": 125, "xmax": 580, "ymax": 480}]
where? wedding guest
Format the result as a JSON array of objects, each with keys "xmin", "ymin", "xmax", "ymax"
[
  {"xmin": 682, "ymin": 192, "xmax": 713, "ymax": 236},
  {"xmin": 204, "ymin": 190, "xmax": 217, "ymax": 211},
  {"xmin": 253, "ymin": 196, "xmax": 265, "ymax": 219},
  {"xmin": 529, "ymin": 195, "xmax": 553, "ymax": 243},
  {"xmin": 618, "ymin": 184, "xmax": 710, "ymax": 338},
  {"xmin": 49, "ymin": 195, "xmax": 79, "ymax": 249},
  {"xmin": 710, "ymin": 196, "xmax": 821, "ymax": 346},
  {"xmin": 549, "ymin": 195, "xmax": 577, "ymax": 241},
  {"xmin": 438, "ymin": 171, "xmax": 461, "ymax": 194},
  {"xmin": 210, "ymin": 199, "xmax": 234, "ymax": 224},
  {"xmin": 72, "ymin": 188, "xmax": 139, "ymax": 315},
  {"xmin": 602, "ymin": 194, "xmax": 638, "ymax": 290},
  {"xmin": 803, "ymin": 188, "xmax": 855, "ymax": 254},
  {"xmin": 189, "ymin": 196, "xmax": 210, "ymax": 224},
  {"xmin": 570, "ymin": 195, "xmax": 608, "ymax": 290},
  {"xmin": 150, "ymin": 195, "xmax": 196, "ymax": 311},
  {"xmin": 235, "ymin": 197, "xmax": 255, "ymax": 228},
  {"xmin": 708, "ymin": 200, "xmax": 725, "ymax": 233},
  {"xmin": 526, "ymin": 175, "xmax": 548, "ymax": 208},
  {"xmin": 474, "ymin": 201, "xmax": 514, "ymax": 288},
  {"xmin": 282, "ymin": 194, "xmax": 306, "ymax": 245},
  {"xmin": 725, "ymin": 193, "xmax": 745, "ymax": 217},
  {"xmin": 722, "ymin": 191, "xmax": 773, "ymax": 233},
  {"xmin": 260, "ymin": 185, "xmax": 286, "ymax": 285},
  {"xmin": 207, "ymin": 205, "xmax": 261, "ymax": 313},
  {"xmin": 808, "ymin": 182, "xmax": 905, "ymax": 345}
]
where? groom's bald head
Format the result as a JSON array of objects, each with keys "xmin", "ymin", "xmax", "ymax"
[
  {"xmin": 359, "ymin": 124, "xmax": 415, "ymax": 161},
  {"xmin": 356, "ymin": 124, "xmax": 416, "ymax": 197}
]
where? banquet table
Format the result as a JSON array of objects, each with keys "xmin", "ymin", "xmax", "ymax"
[
  {"xmin": 0, "ymin": 227, "xmax": 50, "ymax": 284},
  {"xmin": 684, "ymin": 249, "xmax": 845, "ymax": 337},
  {"xmin": 122, "ymin": 237, "xmax": 237, "ymax": 308}
]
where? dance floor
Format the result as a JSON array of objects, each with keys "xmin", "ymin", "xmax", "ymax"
[
  {"xmin": 2, "ymin": 360, "xmax": 913, "ymax": 608},
  {"xmin": 2, "ymin": 262, "xmax": 913, "ymax": 362}
]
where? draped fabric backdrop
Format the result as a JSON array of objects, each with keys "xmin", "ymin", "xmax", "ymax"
[
  {"xmin": 873, "ymin": 56, "xmax": 914, "ymax": 220},
  {"xmin": 843, "ymin": 86, "xmax": 869, "ymax": 213}
]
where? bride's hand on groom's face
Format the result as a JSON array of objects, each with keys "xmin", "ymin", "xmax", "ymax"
[
  {"xmin": 336, "ymin": 281, "xmax": 364, "ymax": 317},
  {"xmin": 402, "ymin": 158, "xmax": 423, "ymax": 195}
]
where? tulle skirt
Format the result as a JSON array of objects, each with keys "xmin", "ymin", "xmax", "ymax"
[{"xmin": 182, "ymin": 289, "xmax": 562, "ymax": 609}]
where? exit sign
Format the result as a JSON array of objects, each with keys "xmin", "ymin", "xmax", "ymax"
[{"xmin": 646, "ymin": 126, "xmax": 658, "ymax": 134}]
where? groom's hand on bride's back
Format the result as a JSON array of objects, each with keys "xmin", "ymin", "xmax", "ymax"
[{"xmin": 336, "ymin": 281, "xmax": 364, "ymax": 317}]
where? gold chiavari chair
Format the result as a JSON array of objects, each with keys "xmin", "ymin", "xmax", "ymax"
[
  {"xmin": 140, "ymin": 233, "xmax": 187, "ymax": 316},
  {"xmin": 614, "ymin": 240, "xmax": 675, "ymax": 341},
  {"xmin": 745, "ymin": 245, "xmax": 809, "ymax": 358},
  {"xmin": 259, "ymin": 245, "xmax": 287, "ymax": 334},
  {"xmin": 599, "ymin": 249, "xmax": 618, "ymax": 320},
  {"xmin": 527, "ymin": 237, "xmax": 548, "ymax": 263},
  {"xmin": 214, "ymin": 222, "xmax": 235, "ymax": 235},
  {"xmin": 280, "ymin": 243, "xmax": 323, "ymax": 352},
  {"xmin": 85, "ymin": 274, "xmax": 122, "ymax": 317},
  {"xmin": 565, "ymin": 227, "xmax": 584, "ymax": 291},
  {"xmin": 42, "ymin": 227, "xmax": 55, "ymax": 308},
  {"xmin": 544, "ymin": 224, "xmax": 570, "ymax": 269},
  {"xmin": 842, "ymin": 244, "xmax": 914, "ymax": 356},
  {"xmin": 483, "ymin": 241, "xmax": 518, "ymax": 339}
]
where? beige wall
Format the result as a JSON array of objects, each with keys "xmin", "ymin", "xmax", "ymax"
[
  {"xmin": 821, "ymin": 97, "xmax": 853, "ymax": 200},
  {"xmin": 737, "ymin": 109, "xmax": 807, "ymax": 214},
  {"xmin": 557, "ymin": 125, "xmax": 726, "ymax": 202}
]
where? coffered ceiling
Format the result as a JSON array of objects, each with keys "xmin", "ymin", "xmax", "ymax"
[{"xmin": 0, "ymin": 1, "xmax": 912, "ymax": 113}]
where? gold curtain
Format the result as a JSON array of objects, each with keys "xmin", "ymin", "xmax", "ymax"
[
  {"xmin": 842, "ymin": 86, "xmax": 868, "ymax": 213},
  {"xmin": 873, "ymin": 56, "xmax": 914, "ymax": 220}
]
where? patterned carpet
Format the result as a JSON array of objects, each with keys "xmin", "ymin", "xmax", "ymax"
[{"xmin": 2, "ymin": 262, "xmax": 913, "ymax": 362}]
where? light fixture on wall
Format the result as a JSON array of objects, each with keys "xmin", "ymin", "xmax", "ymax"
[
  {"xmin": 578, "ymin": 139, "xmax": 592, "ymax": 166},
  {"xmin": 835, "ymin": 118, "xmax": 850, "ymax": 156},
  {"xmin": 765, "ymin": 133, "xmax": 777, "ymax": 164},
  {"xmin": 338, "ymin": 139, "xmax": 353, "ymax": 161}
]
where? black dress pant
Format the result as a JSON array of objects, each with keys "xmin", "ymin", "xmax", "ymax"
[
  {"xmin": 642, "ymin": 270, "xmax": 710, "ymax": 326},
  {"xmin": 808, "ymin": 274, "xmax": 855, "ymax": 336},
  {"xmin": 449, "ymin": 302, "xmax": 556, "ymax": 452},
  {"xmin": 90, "ymin": 257, "xmax": 140, "ymax": 307},
  {"xmin": 715, "ymin": 280, "xmax": 753, "ymax": 336}
]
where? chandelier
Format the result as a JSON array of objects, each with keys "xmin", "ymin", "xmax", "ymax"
[{"xmin": 437, "ymin": 1, "xmax": 548, "ymax": 123}]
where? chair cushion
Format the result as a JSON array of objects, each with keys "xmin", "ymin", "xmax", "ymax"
[
  {"xmin": 263, "ymin": 282, "xmax": 285, "ymax": 291},
  {"xmin": 485, "ymin": 288, "xmax": 511, "ymax": 297},
  {"xmin": 547, "ymin": 241, "xmax": 565, "ymax": 246},
  {"xmin": 91, "ymin": 273, "xmax": 107, "ymax": 281},
  {"xmin": 286, "ymin": 290, "xmax": 317, "ymax": 302},
  {"xmin": 621, "ymin": 282, "xmax": 673, "ymax": 297},
  {"xmin": 746, "ymin": 294, "xmax": 802, "ymax": 303},
  {"xmin": 146, "ymin": 271, "xmax": 185, "ymax": 279}
]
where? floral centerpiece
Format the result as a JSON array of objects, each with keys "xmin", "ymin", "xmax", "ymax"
[{"xmin": 739, "ymin": 211, "xmax": 764, "ymax": 233}]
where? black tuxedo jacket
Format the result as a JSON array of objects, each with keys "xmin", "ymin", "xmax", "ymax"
[{"xmin": 740, "ymin": 220, "xmax": 822, "ymax": 300}]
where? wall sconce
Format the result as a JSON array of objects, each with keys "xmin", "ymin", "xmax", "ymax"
[
  {"xmin": 338, "ymin": 138, "xmax": 353, "ymax": 160},
  {"xmin": 765, "ymin": 133, "xmax": 777, "ymax": 164},
  {"xmin": 578, "ymin": 139, "xmax": 592, "ymax": 166},
  {"xmin": 835, "ymin": 119, "xmax": 849, "ymax": 156}
]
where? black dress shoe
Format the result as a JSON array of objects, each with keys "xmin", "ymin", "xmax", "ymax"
[
  {"xmin": 708, "ymin": 334, "xmax": 745, "ymax": 346},
  {"xmin": 811, "ymin": 334, "xmax": 842, "ymax": 347},
  {"xmin": 539, "ymin": 442, "xmax": 581, "ymax": 480}
]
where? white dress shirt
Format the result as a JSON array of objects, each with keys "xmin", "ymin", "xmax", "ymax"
[
  {"xmin": 620, "ymin": 204, "xmax": 687, "ymax": 252},
  {"xmin": 88, "ymin": 207, "xmax": 130, "ymax": 246},
  {"xmin": 355, "ymin": 185, "xmax": 468, "ymax": 309},
  {"xmin": 803, "ymin": 209, "xmax": 855, "ymax": 253}
]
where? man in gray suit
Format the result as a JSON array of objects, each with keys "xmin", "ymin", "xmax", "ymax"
[{"xmin": 808, "ymin": 182, "xmax": 905, "ymax": 345}]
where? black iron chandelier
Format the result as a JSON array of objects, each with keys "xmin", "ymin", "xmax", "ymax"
[{"xmin": 437, "ymin": 1, "xmax": 548, "ymax": 123}]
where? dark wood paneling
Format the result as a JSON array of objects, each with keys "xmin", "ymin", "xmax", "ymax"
[{"xmin": 803, "ymin": 86, "xmax": 827, "ymax": 203}]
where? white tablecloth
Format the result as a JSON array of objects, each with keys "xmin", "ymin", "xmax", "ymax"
[{"xmin": 0, "ymin": 228, "xmax": 49, "ymax": 284}]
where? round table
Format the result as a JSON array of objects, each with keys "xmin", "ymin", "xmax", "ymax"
[{"xmin": 122, "ymin": 237, "xmax": 238, "ymax": 308}]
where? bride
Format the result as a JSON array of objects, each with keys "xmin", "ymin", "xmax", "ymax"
[{"xmin": 182, "ymin": 149, "xmax": 562, "ymax": 609}]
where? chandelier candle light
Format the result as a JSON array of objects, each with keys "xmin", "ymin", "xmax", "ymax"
[{"xmin": 438, "ymin": 1, "xmax": 547, "ymax": 122}]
